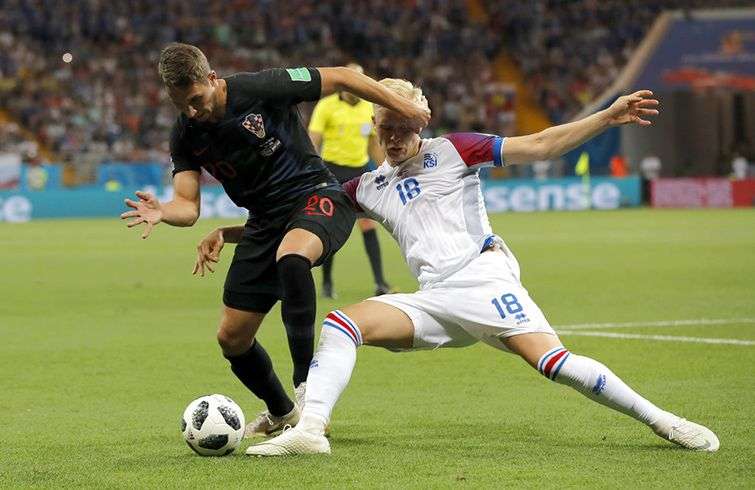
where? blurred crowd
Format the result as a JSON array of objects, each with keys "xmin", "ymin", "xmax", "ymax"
[
  {"xmin": 0, "ymin": 0, "xmax": 510, "ymax": 167},
  {"xmin": 485, "ymin": 0, "xmax": 753, "ymax": 123},
  {"xmin": 1, "ymin": 0, "xmax": 751, "ymax": 169},
  {"xmin": 0, "ymin": 120, "xmax": 40, "ymax": 163}
]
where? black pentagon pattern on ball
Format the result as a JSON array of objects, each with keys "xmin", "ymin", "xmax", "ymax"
[
  {"xmin": 217, "ymin": 405, "xmax": 241, "ymax": 430},
  {"xmin": 198, "ymin": 434, "xmax": 229, "ymax": 450},
  {"xmin": 192, "ymin": 400, "xmax": 209, "ymax": 430},
  {"xmin": 186, "ymin": 440, "xmax": 202, "ymax": 455},
  {"xmin": 180, "ymin": 417, "xmax": 187, "ymax": 432}
]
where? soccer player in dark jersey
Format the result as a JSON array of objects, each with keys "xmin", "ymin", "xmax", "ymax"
[{"xmin": 120, "ymin": 43, "xmax": 430, "ymax": 437}]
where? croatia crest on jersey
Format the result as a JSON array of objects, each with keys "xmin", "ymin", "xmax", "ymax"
[{"xmin": 242, "ymin": 113, "xmax": 266, "ymax": 139}]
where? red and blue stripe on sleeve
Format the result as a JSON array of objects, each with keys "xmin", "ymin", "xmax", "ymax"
[{"xmin": 444, "ymin": 132, "xmax": 505, "ymax": 169}]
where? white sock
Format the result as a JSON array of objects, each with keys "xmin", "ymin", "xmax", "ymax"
[
  {"xmin": 538, "ymin": 347, "xmax": 675, "ymax": 430},
  {"xmin": 299, "ymin": 310, "xmax": 362, "ymax": 435}
]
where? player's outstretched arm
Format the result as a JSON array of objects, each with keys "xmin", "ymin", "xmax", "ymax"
[
  {"xmin": 120, "ymin": 170, "xmax": 201, "ymax": 239},
  {"xmin": 503, "ymin": 90, "xmax": 659, "ymax": 165},
  {"xmin": 317, "ymin": 67, "xmax": 430, "ymax": 129}
]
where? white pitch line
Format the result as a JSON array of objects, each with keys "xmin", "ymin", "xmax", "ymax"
[
  {"xmin": 554, "ymin": 318, "xmax": 755, "ymax": 330},
  {"xmin": 557, "ymin": 330, "xmax": 755, "ymax": 346}
]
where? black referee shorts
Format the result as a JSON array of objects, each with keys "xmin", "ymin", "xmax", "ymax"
[{"xmin": 223, "ymin": 189, "xmax": 356, "ymax": 313}]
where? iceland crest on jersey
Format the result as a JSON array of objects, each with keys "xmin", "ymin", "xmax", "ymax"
[
  {"xmin": 423, "ymin": 152, "xmax": 438, "ymax": 168},
  {"xmin": 242, "ymin": 113, "xmax": 265, "ymax": 139}
]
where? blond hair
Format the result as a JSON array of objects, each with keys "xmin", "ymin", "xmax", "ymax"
[
  {"xmin": 158, "ymin": 43, "xmax": 211, "ymax": 88},
  {"xmin": 378, "ymin": 78, "xmax": 429, "ymax": 111}
]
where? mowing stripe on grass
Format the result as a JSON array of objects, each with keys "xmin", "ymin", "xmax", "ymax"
[
  {"xmin": 557, "ymin": 330, "xmax": 755, "ymax": 346},
  {"xmin": 555, "ymin": 318, "xmax": 755, "ymax": 330}
]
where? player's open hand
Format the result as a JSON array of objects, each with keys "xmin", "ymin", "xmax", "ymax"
[
  {"xmin": 605, "ymin": 90, "xmax": 659, "ymax": 126},
  {"xmin": 120, "ymin": 191, "xmax": 163, "ymax": 239},
  {"xmin": 193, "ymin": 228, "xmax": 225, "ymax": 277}
]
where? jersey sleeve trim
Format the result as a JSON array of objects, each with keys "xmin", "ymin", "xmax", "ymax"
[
  {"xmin": 493, "ymin": 136, "xmax": 504, "ymax": 167},
  {"xmin": 443, "ymin": 132, "xmax": 506, "ymax": 169}
]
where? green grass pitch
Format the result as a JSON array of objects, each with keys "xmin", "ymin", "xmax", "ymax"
[{"xmin": 1, "ymin": 209, "xmax": 754, "ymax": 488}]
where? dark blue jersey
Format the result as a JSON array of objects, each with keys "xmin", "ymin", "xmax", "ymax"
[{"xmin": 170, "ymin": 68, "xmax": 340, "ymax": 228}]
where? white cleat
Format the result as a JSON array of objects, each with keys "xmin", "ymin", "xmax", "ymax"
[
  {"xmin": 654, "ymin": 418, "xmax": 720, "ymax": 452},
  {"xmin": 244, "ymin": 404, "xmax": 300, "ymax": 439},
  {"xmin": 245, "ymin": 426, "xmax": 331, "ymax": 456}
]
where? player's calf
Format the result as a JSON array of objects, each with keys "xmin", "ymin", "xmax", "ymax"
[
  {"xmin": 301, "ymin": 309, "xmax": 363, "ymax": 434},
  {"xmin": 277, "ymin": 253, "xmax": 317, "ymax": 387},
  {"xmin": 535, "ymin": 346, "xmax": 719, "ymax": 451},
  {"xmin": 537, "ymin": 346, "xmax": 670, "ymax": 427}
]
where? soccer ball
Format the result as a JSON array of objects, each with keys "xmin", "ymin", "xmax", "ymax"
[{"xmin": 181, "ymin": 394, "xmax": 245, "ymax": 456}]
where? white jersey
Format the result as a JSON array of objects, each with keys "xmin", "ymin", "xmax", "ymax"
[{"xmin": 343, "ymin": 133, "xmax": 511, "ymax": 288}]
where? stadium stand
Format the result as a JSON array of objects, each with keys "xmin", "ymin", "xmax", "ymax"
[
  {"xmin": 0, "ymin": 0, "xmax": 510, "ymax": 176},
  {"xmin": 484, "ymin": 0, "xmax": 754, "ymax": 124}
]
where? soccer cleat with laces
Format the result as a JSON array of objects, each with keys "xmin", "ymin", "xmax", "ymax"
[
  {"xmin": 654, "ymin": 418, "xmax": 719, "ymax": 452},
  {"xmin": 245, "ymin": 426, "xmax": 331, "ymax": 456},
  {"xmin": 244, "ymin": 404, "xmax": 300, "ymax": 439}
]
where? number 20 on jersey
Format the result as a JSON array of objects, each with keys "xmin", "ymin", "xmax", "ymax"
[{"xmin": 396, "ymin": 178, "xmax": 421, "ymax": 205}]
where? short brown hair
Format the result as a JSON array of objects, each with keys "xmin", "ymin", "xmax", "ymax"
[{"xmin": 158, "ymin": 43, "xmax": 211, "ymax": 88}]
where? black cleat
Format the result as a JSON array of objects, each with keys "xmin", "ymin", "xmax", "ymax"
[{"xmin": 374, "ymin": 283, "xmax": 393, "ymax": 296}]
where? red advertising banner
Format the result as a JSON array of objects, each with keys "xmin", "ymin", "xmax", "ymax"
[
  {"xmin": 652, "ymin": 178, "xmax": 732, "ymax": 208},
  {"xmin": 732, "ymin": 179, "xmax": 755, "ymax": 207},
  {"xmin": 652, "ymin": 178, "xmax": 755, "ymax": 208}
]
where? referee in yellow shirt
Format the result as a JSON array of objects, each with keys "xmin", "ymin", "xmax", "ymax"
[{"xmin": 308, "ymin": 63, "xmax": 391, "ymax": 298}]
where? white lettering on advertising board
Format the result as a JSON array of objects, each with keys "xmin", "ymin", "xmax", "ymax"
[{"xmin": 484, "ymin": 182, "xmax": 622, "ymax": 212}]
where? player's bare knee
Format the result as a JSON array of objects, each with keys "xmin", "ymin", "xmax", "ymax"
[
  {"xmin": 276, "ymin": 228, "xmax": 323, "ymax": 263},
  {"xmin": 216, "ymin": 324, "xmax": 253, "ymax": 355}
]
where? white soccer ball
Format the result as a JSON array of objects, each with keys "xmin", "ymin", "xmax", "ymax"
[{"xmin": 181, "ymin": 394, "xmax": 245, "ymax": 456}]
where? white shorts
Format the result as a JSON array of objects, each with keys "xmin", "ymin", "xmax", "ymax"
[{"xmin": 369, "ymin": 251, "xmax": 556, "ymax": 352}]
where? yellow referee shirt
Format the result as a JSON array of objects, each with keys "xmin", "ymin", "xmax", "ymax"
[{"xmin": 308, "ymin": 94, "xmax": 375, "ymax": 167}]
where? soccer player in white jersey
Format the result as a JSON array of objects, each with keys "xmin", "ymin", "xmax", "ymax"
[{"xmin": 236, "ymin": 79, "xmax": 720, "ymax": 455}]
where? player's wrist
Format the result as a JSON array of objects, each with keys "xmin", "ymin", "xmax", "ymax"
[{"xmin": 598, "ymin": 108, "xmax": 618, "ymax": 127}]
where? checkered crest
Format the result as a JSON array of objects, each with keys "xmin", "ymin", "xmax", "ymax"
[{"xmin": 242, "ymin": 113, "xmax": 266, "ymax": 139}]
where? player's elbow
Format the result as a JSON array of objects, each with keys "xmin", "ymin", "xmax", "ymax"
[
  {"xmin": 176, "ymin": 199, "xmax": 200, "ymax": 226},
  {"xmin": 186, "ymin": 212, "xmax": 199, "ymax": 226},
  {"xmin": 186, "ymin": 205, "xmax": 201, "ymax": 226}
]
